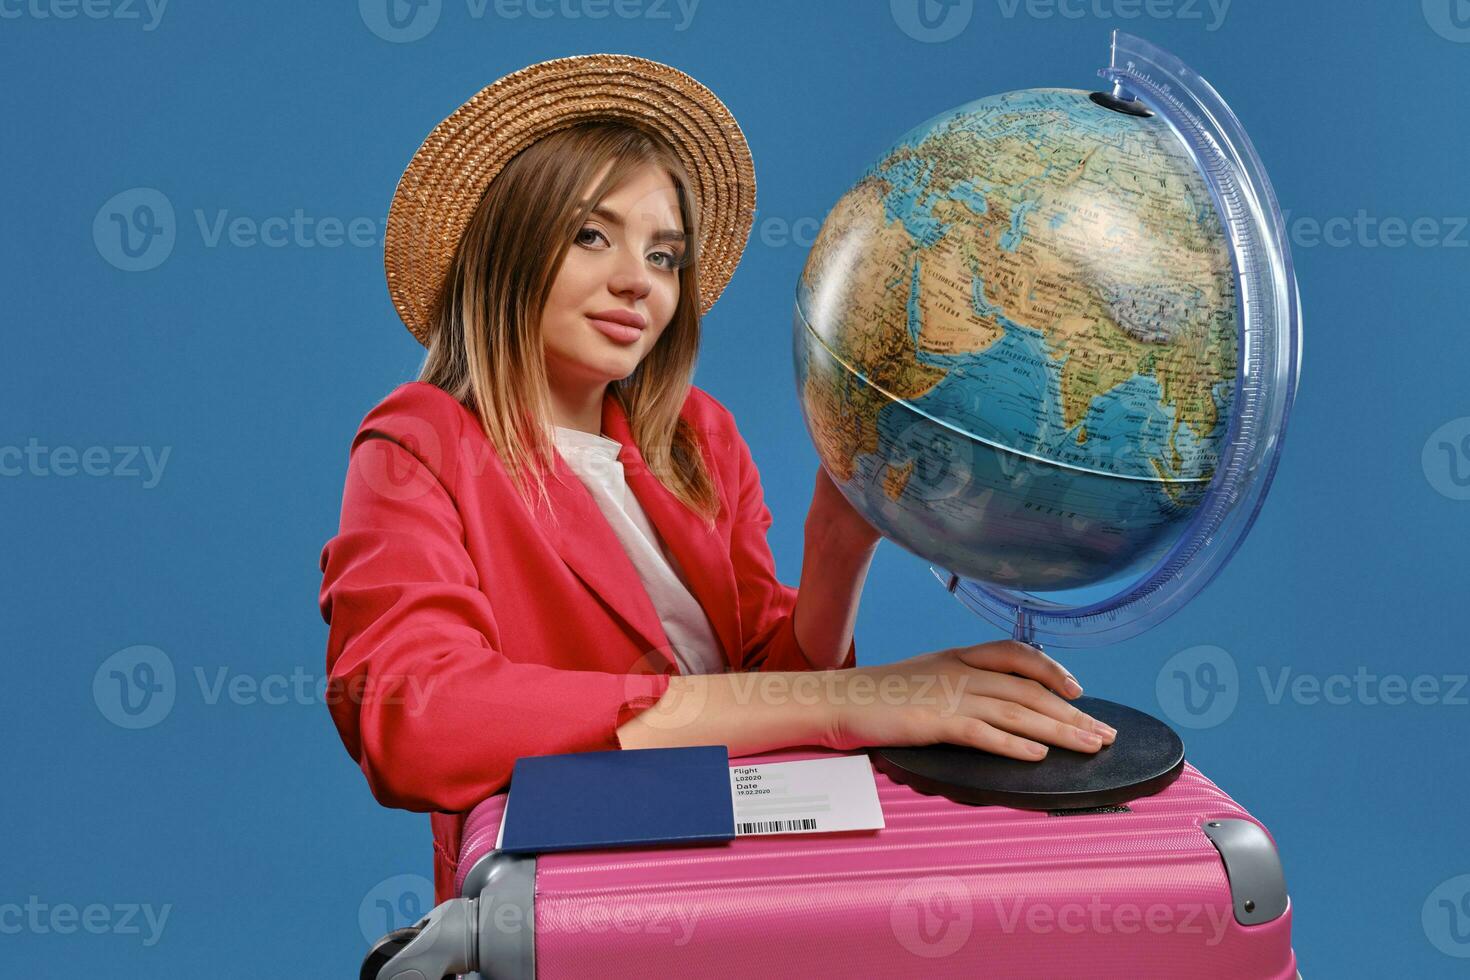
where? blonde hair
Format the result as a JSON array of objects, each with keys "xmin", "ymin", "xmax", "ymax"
[{"xmin": 418, "ymin": 120, "xmax": 720, "ymax": 530}]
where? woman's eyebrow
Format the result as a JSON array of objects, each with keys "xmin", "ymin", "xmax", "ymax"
[{"xmin": 588, "ymin": 204, "xmax": 687, "ymax": 245}]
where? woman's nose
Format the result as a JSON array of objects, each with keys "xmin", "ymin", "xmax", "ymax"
[{"xmin": 607, "ymin": 249, "xmax": 653, "ymax": 300}]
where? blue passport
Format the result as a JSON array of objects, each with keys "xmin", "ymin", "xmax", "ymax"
[{"xmin": 498, "ymin": 745, "xmax": 736, "ymax": 854}]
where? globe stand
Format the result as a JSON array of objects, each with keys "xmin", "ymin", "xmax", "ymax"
[{"xmin": 869, "ymin": 696, "xmax": 1184, "ymax": 810}]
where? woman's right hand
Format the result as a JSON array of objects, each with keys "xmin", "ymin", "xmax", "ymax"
[{"xmin": 819, "ymin": 640, "xmax": 1117, "ymax": 760}]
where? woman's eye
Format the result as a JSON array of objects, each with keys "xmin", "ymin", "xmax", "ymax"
[{"xmin": 576, "ymin": 227, "xmax": 681, "ymax": 270}]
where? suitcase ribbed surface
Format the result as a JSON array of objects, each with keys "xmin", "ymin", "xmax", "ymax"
[{"xmin": 457, "ymin": 748, "xmax": 1295, "ymax": 978}]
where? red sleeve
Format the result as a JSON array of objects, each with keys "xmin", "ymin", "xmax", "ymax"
[
  {"xmin": 318, "ymin": 432, "xmax": 671, "ymax": 814},
  {"xmin": 725, "ymin": 421, "xmax": 857, "ymax": 675}
]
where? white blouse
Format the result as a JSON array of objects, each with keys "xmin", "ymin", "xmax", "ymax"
[{"xmin": 552, "ymin": 425, "xmax": 726, "ymax": 676}]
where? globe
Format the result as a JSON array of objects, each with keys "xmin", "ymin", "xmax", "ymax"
[{"xmin": 794, "ymin": 32, "xmax": 1301, "ymax": 648}]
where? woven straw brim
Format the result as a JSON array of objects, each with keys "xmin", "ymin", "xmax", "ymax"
[{"xmin": 384, "ymin": 53, "xmax": 756, "ymax": 346}]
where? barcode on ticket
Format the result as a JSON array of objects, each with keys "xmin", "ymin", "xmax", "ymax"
[{"xmin": 736, "ymin": 817, "xmax": 819, "ymax": 835}]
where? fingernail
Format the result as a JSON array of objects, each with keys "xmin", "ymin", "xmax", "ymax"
[
  {"xmin": 1093, "ymin": 720, "xmax": 1117, "ymax": 738},
  {"xmin": 1079, "ymin": 730, "xmax": 1101, "ymax": 746},
  {"xmin": 1063, "ymin": 677, "xmax": 1083, "ymax": 698}
]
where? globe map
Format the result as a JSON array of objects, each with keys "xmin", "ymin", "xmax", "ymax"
[{"xmin": 795, "ymin": 87, "xmax": 1240, "ymax": 594}]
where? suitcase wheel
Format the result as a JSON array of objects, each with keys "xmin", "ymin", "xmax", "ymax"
[{"xmin": 359, "ymin": 926, "xmax": 432, "ymax": 980}]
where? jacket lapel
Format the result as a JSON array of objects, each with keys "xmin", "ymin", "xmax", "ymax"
[{"xmin": 530, "ymin": 389, "xmax": 740, "ymax": 673}]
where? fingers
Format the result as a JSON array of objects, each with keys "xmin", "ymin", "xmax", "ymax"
[
  {"xmin": 963, "ymin": 694, "xmax": 1114, "ymax": 754},
  {"xmin": 943, "ymin": 715, "xmax": 1051, "ymax": 761},
  {"xmin": 970, "ymin": 671, "xmax": 1115, "ymax": 744},
  {"xmin": 958, "ymin": 640, "xmax": 1083, "ymax": 699}
]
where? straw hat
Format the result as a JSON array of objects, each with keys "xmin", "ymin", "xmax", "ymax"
[{"xmin": 384, "ymin": 53, "xmax": 757, "ymax": 346}]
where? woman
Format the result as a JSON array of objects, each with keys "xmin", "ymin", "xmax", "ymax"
[{"xmin": 318, "ymin": 54, "xmax": 1115, "ymax": 905}]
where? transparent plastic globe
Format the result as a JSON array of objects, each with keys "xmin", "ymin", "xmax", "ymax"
[{"xmin": 795, "ymin": 33, "xmax": 1300, "ymax": 649}]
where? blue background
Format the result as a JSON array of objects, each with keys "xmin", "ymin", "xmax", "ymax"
[{"xmin": 4, "ymin": 0, "xmax": 1468, "ymax": 974}]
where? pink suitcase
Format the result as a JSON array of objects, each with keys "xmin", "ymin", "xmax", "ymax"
[{"xmin": 364, "ymin": 747, "xmax": 1298, "ymax": 979}]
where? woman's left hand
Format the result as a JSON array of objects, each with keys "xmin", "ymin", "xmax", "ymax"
[{"xmin": 805, "ymin": 464, "xmax": 882, "ymax": 553}]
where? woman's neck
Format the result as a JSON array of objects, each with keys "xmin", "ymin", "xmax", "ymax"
[{"xmin": 547, "ymin": 380, "xmax": 608, "ymax": 435}]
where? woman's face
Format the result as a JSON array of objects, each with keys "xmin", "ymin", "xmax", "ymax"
[{"xmin": 540, "ymin": 160, "xmax": 686, "ymax": 401}]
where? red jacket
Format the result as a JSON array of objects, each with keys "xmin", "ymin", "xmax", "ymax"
[{"xmin": 318, "ymin": 381, "xmax": 854, "ymax": 903}]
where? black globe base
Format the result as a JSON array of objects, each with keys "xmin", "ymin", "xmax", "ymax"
[{"xmin": 869, "ymin": 696, "xmax": 1185, "ymax": 810}]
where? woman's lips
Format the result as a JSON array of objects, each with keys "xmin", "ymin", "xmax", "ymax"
[{"xmin": 587, "ymin": 315, "xmax": 643, "ymax": 344}]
